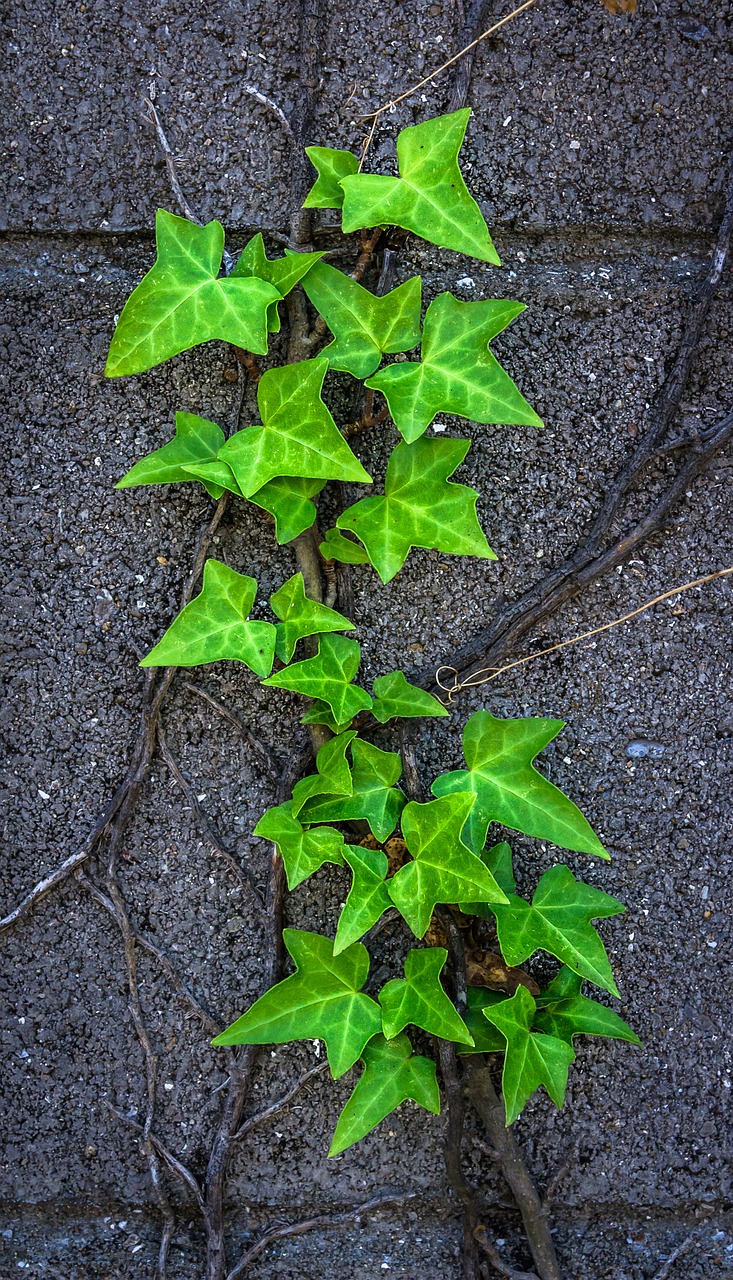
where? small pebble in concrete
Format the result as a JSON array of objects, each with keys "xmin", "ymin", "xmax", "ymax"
[{"xmin": 626, "ymin": 739, "xmax": 667, "ymax": 759}]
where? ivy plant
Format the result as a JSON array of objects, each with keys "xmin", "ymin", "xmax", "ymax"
[{"xmin": 107, "ymin": 108, "xmax": 638, "ymax": 1168}]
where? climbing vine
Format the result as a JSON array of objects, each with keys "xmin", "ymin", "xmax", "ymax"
[{"xmin": 103, "ymin": 107, "xmax": 640, "ymax": 1275}]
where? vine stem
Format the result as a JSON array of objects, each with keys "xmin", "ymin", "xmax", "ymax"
[{"xmin": 466, "ymin": 1066, "xmax": 562, "ymax": 1280}]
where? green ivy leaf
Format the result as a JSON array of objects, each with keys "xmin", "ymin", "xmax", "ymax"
[
  {"xmin": 371, "ymin": 671, "xmax": 449, "ymax": 724},
  {"xmin": 459, "ymin": 841, "xmax": 515, "ymax": 919},
  {"xmin": 337, "ymin": 437, "xmax": 495, "ymax": 584},
  {"xmin": 212, "ymin": 929, "xmax": 381, "ymax": 1079},
  {"xmin": 481, "ymin": 986, "xmax": 575, "ymax": 1125},
  {"xmin": 534, "ymin": 967, "xmax": 641, "ymax": 1047},
  {"xmin": 458, "ymin": 988, "xmax": 508, "ymax": 1054},
  {"xmin": 340, "ymin": 110, "xmax": 499, "ymax": 264},
  {"xmin": 218, "ymin": 359, "xmax": 371, "ymax": 497},
  {"xmin": 140, "ymin": 560, "xmax": 276, "ymax": 677},
  {"xmin": 379, "ymin": 947, "xmax": 473, "ymax": 1045},
  {"xmin": 254, "ymin": 801, "xmax": 345, "ymax": 890},
  {"xmin": 270, "ymin": 572, "xmax": 354, "ymax": 663},
  {"xmin": 334, "ymin": 845, "xmax": 393, "ymax": 955},
  {"xmin": 299, "ymin": 739, "xmax": 406, "ymax": 842},
  {"xmin": 106, "ymin": 210, "xmax": 280, "ymax": 377},
  {"xmin": 366, "ymin": 293, "xmax": 542, "ymax": 443},
  {"xmin": 329, "ymin": 1033, "xmax": 440, "ymax": 1156},
  {"xmin": 251, "ymin": 477, "xmax": 325, "ymax": 544},
  {"xmin": 388, "ymin": 793, "xmax": 508, "ymax": 938},
  {"xmin": 301, "ymin": 699, "xmax": 352, "ymax": 735},
  {"xmin": 290, "ymin": 732, "xmax": 357, "ymax": 817},
  {"xmin": 116, "ymin": 412, "xmax": 225, "ymax": 499},
  {"xmin": 431, "ymin": 710, "xmax": 608, "ymax": 859},
  {"xmin": 183, "ymin": 456, "xmax": 243, "ymax": 500},
  {"xmin": 262, "ymin": 634, "xmax": 373, "ymax": 723},
  {"xmin": 302, "ymin": 261, "xmax": 422, "ymax": 379},
  {"xmin": 304, "ymin": 146, "xmax": 359, "ymax": 209},
  {"xmin": 320, "ymin": 527, "xmax": 370, "ymax": 565},
  {"xmin": 490, "ymin": 863, "xmax": 625, "ymax": 996},
  {"xmin": 232, "ymin": 233, "xmax": 324, "ymax": 331}
]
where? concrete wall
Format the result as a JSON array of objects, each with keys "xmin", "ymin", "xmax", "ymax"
[{"xmin": 1, "ymin": 0, "xmax": 731, "ymax": 1276}]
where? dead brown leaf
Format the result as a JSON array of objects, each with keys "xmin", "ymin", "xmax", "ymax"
[
  {"xmin": 601, "ymin": 0, "xmax": 637, "ymax": 14},
  {"xmin": 465, "ymin": 949, "xmax": 540, "ymax": 996}
]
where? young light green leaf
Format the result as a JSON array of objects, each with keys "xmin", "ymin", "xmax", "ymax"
[
  {"xmin": 212, "ymin": 930, "xmax": 381, "ymax": 1079},
  {"xmin": 106, "ymin": 210, "xmax": 280, "ymax": 377},
  {"xmin": 300, "ymin": 699, "xmax": 353, "ymax": 735},
  {"xmin": 490, "ymin": 863, "xmax": 625, "ymax": 996},
  {"xmin": 299, "ymin": 739, "xmax": 405, "ymax": 842},
  {"xmin": 232, "ymin": 233, "xmax": 323, "ymax": 331},
  {"xmin": 533, "ymin": 967, "xmax": 641, "ymax": 1047},
  {"xmin": 250, "ymin": 476, "xmax": 325, "ymax": 544},
  {"xmin": 431, "ymin": 710, "xmax": 608, "ymax": 859},
  {"xmin": 140, "ymin": 560, "xmax": 276, "ymax": 677},
  {"xmin": 337, "ymin": 437, "xmax": 495, "ymax": 584},
  {"xmin": 262, "ymin": 634, "xmax": 373, "ymax": 724},
  {"xmin": 371, "ymin": 671, "xmax": 449, "ymax": 724},
  {"xmin": 320, "ymin": 527, "xmax": 369, "ymax": 565},
  {"xmin": 329, "ymin": 1033, "xmax": 440, "ymax": 1156},
  {"xmin": 183, "ymin": 455, "xmax": 244, "ymax": 500},
  {"xmin": 218, "ymin": 359, "xmax": 372, "ymax": 497},
  {"xmin": 388, "ymin": 793, "xmax": 509, "ymax": 939},
  {"xmin": 334, "ymin": 844, "xmax": 393, "ymax": 955},
  {"xmin": 481, "ymin": 985, "xmax": 576, "ymax": 1125},
  {"xmin": 379, "ymin": 947, "xmax": 473, "ymax": 1045},
  {"xmin": 270, "ymin": 572, "xmax": 354, "ymax": 663},
  {"xmin": 339, "ymin": 110, "xmax": 500, "ymax": 264},
  {"xmin": 290, "ymin": 732, "xmax": 357, "ymax": 817},
  {"xmin": 116, "ymin": 412, "xmax": 225, "ymax": 499},
  {"xmin": 304, "ymin": 146, "xmax": 359, "ymax": 209},
  {"xmin": 302, "ymin": 261, "xmax": 422, "ymax": 379},
  {"xmin": 254, "ymin": 802, "xmax": 345, "ymax": 890},
  {"xmin": 366, "ymin": 293, "xmax": 542, "ymax": 443},
  {"xmin": 458, "ymin": 988, "xmax": 508, "ymax": 1054}
]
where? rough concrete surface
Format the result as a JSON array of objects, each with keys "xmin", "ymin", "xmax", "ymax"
[{"xmin": 1, "ymin": 0, "xmax": 731, "ymax": 1277}]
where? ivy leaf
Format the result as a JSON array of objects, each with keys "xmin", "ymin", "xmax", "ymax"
[
  {"xmin": 106, "ymin": 210, "xmax": 280, "ymax": 377},
  {"xmin": 431, "ymin": 710, "xmax": 608, "ymax": 859},
  {"xmin": 304, "ymin": 146, "xmax": 359, "ymax": 209},
  {"xmin": 301, "ymin": 699, "xmax": 352, "ymax": 735},
  {"xmin": 249, "ymin": 476, "xmax": 325, "ymax": 543},
  {"xmin": 459, "ymin": 988, "xmax": 508, "ymax": 1054},
  {"xmin": 218, "ymin": 359, "xmax": 372, "ymax": 497},
  {"xmin": 366, "ymin": 293, "xmax": 542, "ymax": 443},
  {"xmin": 262, "ymin": 634, "xmax": 373, "ymax": 724},
  {"xmin": 270, "ymin": 572, "xmax": 354, "ymax": 663},
  {"xmin": 371, "ymin": 671, "xmax": 448, "ymax": 724},
  {"xmin": 139, "ymin": 560, "xmax": 276, "ymax": 677},
  {"xmin": 232, "ymin": 233, "xmax": 323, "ymax": 331},
  {"xmin": 459, "ymin": 841, "xmax": 515, "ymax": 919},
  {"xmin": 339, "ymin": 110, "xmax": 499, "ymax": 264},
  {"xmin": 212, "ymin": 930, "xmax": 381, "ymax": 1079},
  {"xmin": 329, "ymin": 1033, "xmax": 440, "ymax": 1156},
  {"xmin": 302, "ymin": 262, "xmax": 422, "ymax": 379},
  {"xmin": 490, "ymin": 864, "xmax": 625, "ymax": 996},
  {"xmin": 379, "ymin": 948, "xmax": 473, "ymax": 1045},
  {"xmin": 533, "ymin": 967, "xmax": 641, "ymax": 1047},
  {"xmin": 299, "ymin": 739, "xmax": 406, "ymax": 842},
  {"xmin": 116, "ymin": 412, "xmax": 225, "ymax": 499},
  {"xmin": 320, "ymin": 527, "xmax": 369, "ymax": 565},
  {"xmin": 481, "ymin": 986, "xmax": 576, "ymax": 1125},
  {"xmin": 387, "ymin": 793, "xmax": 509, "ymax": 939},
  {"xmin": 290, "ymin": 732, "xmax": 357, "ymax": 817},
  {"xmin": 183, "ymin": 456, "xmax": 243, "ymax": 500},
  {"xmin": 254, "ymin": 802, "xmax": 345, "ymax": 891},
  {"xmin": 337, "ymin": 437, "xmax": 495, "ymax": 584},
  {"xmin": 334, "ymin": 844, "xmax": 393, "ymax": 955}
]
